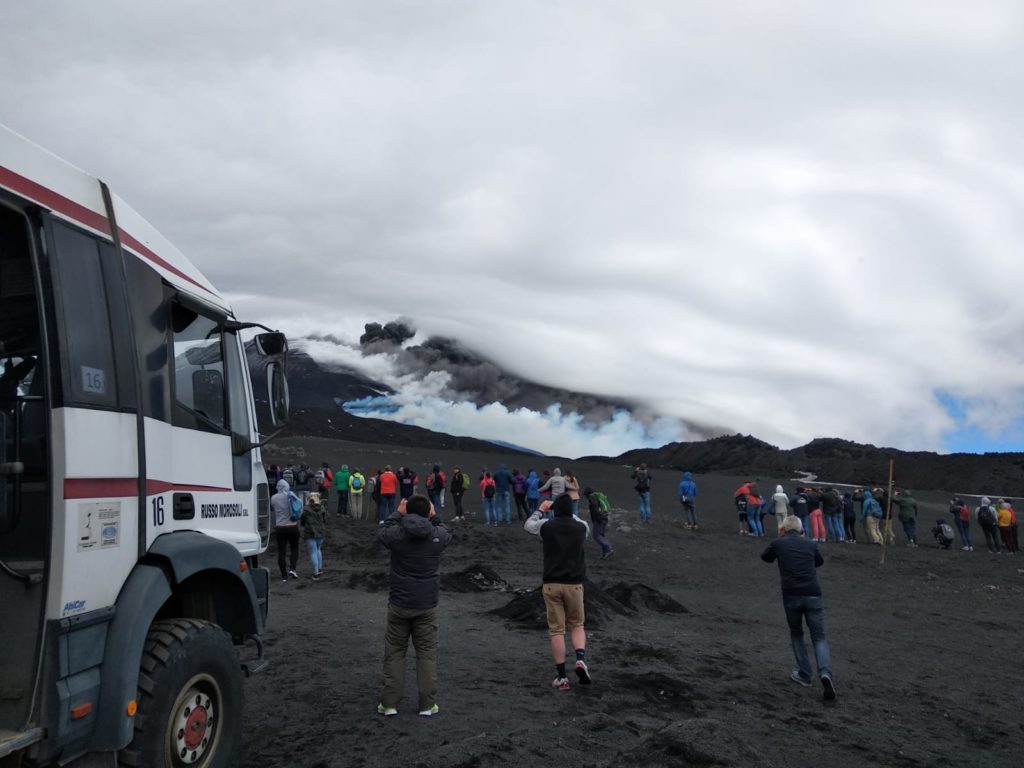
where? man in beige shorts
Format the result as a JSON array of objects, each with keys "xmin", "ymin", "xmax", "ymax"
[{"xmin": 525, "ymin": 494, "xmax": 592, "ymax": 690}]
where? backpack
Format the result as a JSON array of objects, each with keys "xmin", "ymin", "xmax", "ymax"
[
  {"xmin": 296, "ymin": 468, "xmax": 310, "ymax": 486},
  {"xmin": 288, "ymin": 492, "xmax": 303, "ymax": 521},
  {"xmin": 460, "ymin": 473, "xmax": 471, "ymax": 491},
  {"xmin": 793, "ymin": 495, "xmax": 808, "ymax": 514},
  {"xmin": 282, "ymin": 467, "xmax": 295, "ymax": 485},
  {"xmin": 484, "ymin": 483, "xmax": 496, "ymax": 499},
  {"xmin": 958, "ymin": 504, "xmax": 970, "ymax": 523},
  {"xmin": 635, "ymin": 470, "xmax": 650, "ymax": 492},
  {"xmin": 593, "ymin": 491, "xmax": 611, "ymax": 513},
  {"xmin": 432, "ymin": 472, "xmax": 443, "ymax": 491},
  {"xmin": 315, "ymin": 469, "xmax": 325, "ymax": 486},
  {"xmin": 978, "ymin": 505, "xmax": 996, "ymax": 526},
  {"xmin": 351, "ymin": 475, "xmax": 363, "ymax": 490}
]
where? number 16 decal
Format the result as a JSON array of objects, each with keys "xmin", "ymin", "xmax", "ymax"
[{"xmin": 152, "ymin": 496, "xmax": 165, "ymax": 526}]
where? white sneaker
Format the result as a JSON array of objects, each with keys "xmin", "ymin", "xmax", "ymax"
[{"xmin": 418, "ymin": 704, "xmax": 440, "ymax": 716}]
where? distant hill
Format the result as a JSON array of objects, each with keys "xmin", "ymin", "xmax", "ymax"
[{"xmin": 610, "ymin": 435, "xmax": 1024, "ymax": 497}]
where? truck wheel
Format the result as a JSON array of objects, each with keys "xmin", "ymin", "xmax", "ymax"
[{"xmin": 119, "ymin": 618, "xmax": 242, "ymax": 768}]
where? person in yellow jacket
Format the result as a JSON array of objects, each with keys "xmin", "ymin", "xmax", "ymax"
[
  {"xmin": 996, "ymin": 500, "xmax": 1017, "ymax": 554},
  {"xmin": 349, "ymin": 470, "xmax": 367, "ymax": 520}
]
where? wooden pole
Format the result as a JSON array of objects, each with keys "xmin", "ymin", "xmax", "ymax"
[{"xmin": 881, "ymin": 459, "xmax": 894, "ymax": 565}]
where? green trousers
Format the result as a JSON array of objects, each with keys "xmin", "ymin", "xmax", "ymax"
[{"xmin": 381, "ymin": 604, "xmax": 438, "ymax": 710}]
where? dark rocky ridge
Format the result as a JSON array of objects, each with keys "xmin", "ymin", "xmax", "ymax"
[{"xmin": 610, "ymin": 434, "xmax": 1024, "ymax": 497}]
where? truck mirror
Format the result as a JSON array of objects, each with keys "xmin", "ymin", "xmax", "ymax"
[
  {"xmin": 255, "ymin": 332, "xmax": 287, "ymax": 357},
  {"xmin": 266, "ymin": 361, "xmax": 289, "ymax": 427}
]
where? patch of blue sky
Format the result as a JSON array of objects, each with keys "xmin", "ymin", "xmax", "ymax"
[{"xmin": 935, "ymin": 390, "xmax": 1024, "ymax": 454}]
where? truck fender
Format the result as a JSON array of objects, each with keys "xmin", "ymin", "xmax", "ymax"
[{"xmin": 90, "ymin": 563, "xmax": 171, "ymax": 751}]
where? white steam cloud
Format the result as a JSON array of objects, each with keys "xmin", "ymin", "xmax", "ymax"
[{"xmin": 299, "ymin": 336, "xmax": 691, "ymax": 458}]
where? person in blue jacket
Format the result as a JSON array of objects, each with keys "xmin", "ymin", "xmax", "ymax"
[
  {"xmin": 493, "ymin": 464, "xmax": 514, "ymax": 525},
  {"xmin": 525, "ymin": 469, "xmax": 541, "ymax": 514},
  {"xmin": 678, "ymin": 471, "xmax": 698, "ymax": 530}
]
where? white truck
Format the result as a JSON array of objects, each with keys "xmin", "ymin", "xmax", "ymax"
[{"xmin": 0, "ymin": 126, "xmax": 289, "ymax": 767}]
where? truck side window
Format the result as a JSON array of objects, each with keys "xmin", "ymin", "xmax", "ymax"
[
  {"xmin": 170, "ymin": 303, "xmax": 227, "ymax": 433},
  {"xmin": 49, "ymin": 222, "xmax": 118, "ymax": 408}
]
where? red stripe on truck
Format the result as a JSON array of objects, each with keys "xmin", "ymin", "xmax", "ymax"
[
  {"xmin": 0, "ymin": 163, "xmax": 215, "ymax": 296},
  {"xmin": 64, "ymin": 478, "xmax": 232, "ymax": 499},
  {"xmin": 0, "ymin": 164, "xmax": 111, "ymax": 235}
]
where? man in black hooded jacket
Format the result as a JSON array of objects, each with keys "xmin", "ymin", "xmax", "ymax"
[
  {"xmin": 377, "ymin": 495, "xmax": 451, "ymax": 717},
  {"xmin": 525, "ymin": 495, "xmax": 592, "ymax": 690}
]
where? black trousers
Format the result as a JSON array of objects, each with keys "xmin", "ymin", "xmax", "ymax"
[{"xmin": 275, "ymin": 525, "xmax": 300, "ymax": 578}]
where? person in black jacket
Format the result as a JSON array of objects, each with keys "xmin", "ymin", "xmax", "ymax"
[
  {"xmin": 525, "ymin": 495, "xmax": 592, "ymax": 690},
  {"xmin": 761, "ymin": 515, "xmax": 836, "ymax": 701},
  {"xmin": 376, "ymin": 495, "xmax": 451, "ymax": 717}
]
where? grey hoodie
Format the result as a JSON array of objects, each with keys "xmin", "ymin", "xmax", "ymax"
[
  {"xmin": 538, "ymin": 468, "xmax": 576, "ymax": 499},
  {"xmin": 271, "ymin": 479, "xmax": 296, "ymax": 527}
]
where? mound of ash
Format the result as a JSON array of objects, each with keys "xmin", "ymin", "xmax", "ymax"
[
  {"xmin": 602, "ymin": 582, "xmax": 689, "ymax": 614},
  {"xmin": 441, "ymin": 564, "xmax": 509, "ymax": 593},
  {"xmin": 490, "ymin": 579, "xmax": 686, "ymax": 629}
]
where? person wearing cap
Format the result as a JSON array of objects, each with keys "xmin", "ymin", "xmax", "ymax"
[
  {"xmin": 524, "ymin": 495, "xmax": 592, "ymax": 691},
  {"xmin": 377, "ymin": 495, "xmax": 451, "ymax": 717},
  {"xmin": 761, "ymin": 515, "xmax": 836, "ymax": 702}
]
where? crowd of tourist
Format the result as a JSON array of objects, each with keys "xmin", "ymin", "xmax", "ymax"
[{"xmin": 265, "ymin": 458, "xmax": 1020, "ymax": 582}]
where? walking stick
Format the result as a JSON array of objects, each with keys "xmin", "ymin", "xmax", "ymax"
[{"xmin": 881, "ymin": 459, "xmax": 894, "ymax": 565}]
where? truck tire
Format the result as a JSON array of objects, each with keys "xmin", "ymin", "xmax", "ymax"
[{"xmin": 118, "ymin": 618, "xmax": 242, "ymax": 768}]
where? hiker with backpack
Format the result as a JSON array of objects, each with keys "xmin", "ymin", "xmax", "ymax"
[
  {"xmin": 583, "ymin": 487, "xmax": 614, "ymax": 559},
  {"xmin": 294, "ymin": 463, "xmax": 315, "ymax": 504},
  {"xmin": 480, "ymin": 471, "xmax": 498, "ymax": 526},
  {"xmin": 841, "ymin": 492, "xmax": 857, "ymax": 543},
  {"xmin": 349, "ymin": 468, "xmax": 366, "ymax": 519},
  {"xmin": 271, "ymin": 479, "xmax": 301, "ymax": 582},
  {"xmin": 677, "ymin": 471, "xmax": 698, "ymax": 530},
  {"xmin": 449, "ymin": 466, "xmax": 470, "ymax": 521},
  {"xmin": 315, "ymin": 462, "xmax": 333, "ymax": 508},
  {"xmin": 425, "ymin": 465, "xmax": 446, "ymax": 511},
  {"xmin": 948, "ymin": 496, "xmax": 973, "ymax": 551},
  {"xmin": 335, "ymin": 464, "xmax": 351, "ymax": 516},
  {"xmin": 632, "ymin": 464, "xmax": 653, "ymax": 522},
  {"xmin": 975, "ymin": 497, "xmax": 1000, "ymax": 553},
  {"xmin": 282, "ymin": 464, "xmax": 296, "ymax": 488}
]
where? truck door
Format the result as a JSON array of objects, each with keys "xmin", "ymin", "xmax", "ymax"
[{"xmin": 0, "ymin": 200, "xmax": 50, "ymax": 738}]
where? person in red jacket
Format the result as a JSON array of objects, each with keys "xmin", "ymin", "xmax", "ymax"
[{"xmin": 378, "ymin": 465, "xmax": 399, "ymax": 524}]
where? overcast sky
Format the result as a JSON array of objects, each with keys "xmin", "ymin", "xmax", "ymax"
[{"xmin": 2, "ymin": 1, "xmax": 1023, "ymax": 456}]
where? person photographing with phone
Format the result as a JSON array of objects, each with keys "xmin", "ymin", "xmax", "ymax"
[{"xmin": 377, "ymin": 495, "xmax": 451, "ymax": 717}]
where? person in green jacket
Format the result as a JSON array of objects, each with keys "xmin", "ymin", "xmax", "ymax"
[{"xmin": 334, "ymin": 464, "xmax": 352, "ymax": 517}]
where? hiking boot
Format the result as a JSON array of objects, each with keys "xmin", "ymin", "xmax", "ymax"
[
  {"xmin": 789, "ymin": 670, "xmax": 812, "ymax": 687},
  {"xmin": 377, "ymin": 703, "xmax": 398, "ymax": 717},
  {"xmin": 552, "ymin": 677, "xmax": 570, "ymax": 691},
  {"xmin": 418, "ymin": 704, "xmax": 440, "ymax": 717},
  {"xmin": 575, "ymin": 660, "xmax": 592, "ymax": 685},
  {"xmin": 821, "ymin": 674, "xmax": 837, "ymax": 701}
]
